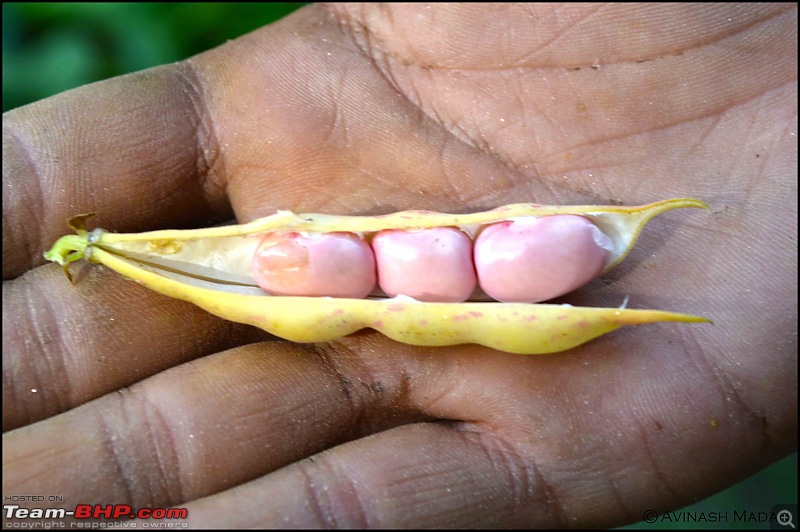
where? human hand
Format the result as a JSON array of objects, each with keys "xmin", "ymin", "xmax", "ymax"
[{"xmin": 3, "ymin": 3, "xmax": 796, "ymax": 527}]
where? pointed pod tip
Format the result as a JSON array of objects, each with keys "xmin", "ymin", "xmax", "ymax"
[
  {"xmin": 682, "ymin": 314, "xmax": 714, "ymax": 324},
  {"xmin": 654, "ymin": 310, "xmax": 712, "ymax": 324},
  {"xmin": 689, "ymin": 199, "xmax": 712, "ymax": 212},
  {"xmin": 664, "ymin": 198, "xmax": 711, "ymax": 212},
  {"xmin": 615, "ymin": 308, "xmax": 713, "ymax": 326}
]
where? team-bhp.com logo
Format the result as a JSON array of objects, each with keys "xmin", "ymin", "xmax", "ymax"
[{"xmin": 4, "ymin": 503, "xmax": 187, "ymax": 522}]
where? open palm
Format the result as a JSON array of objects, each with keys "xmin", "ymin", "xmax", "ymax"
[{"xmin": 3, "ymin": 4, "xmax": 796, "ymax": 527}]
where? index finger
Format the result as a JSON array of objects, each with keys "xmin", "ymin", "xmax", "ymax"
[{"xmin": 2, "ymin": 60, "xmax": 230, "ymax": 279}]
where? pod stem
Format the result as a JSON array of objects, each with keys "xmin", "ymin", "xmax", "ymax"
[{"xmin": 43, "ymin": 234, "xmax": 89, "ymax": 282}]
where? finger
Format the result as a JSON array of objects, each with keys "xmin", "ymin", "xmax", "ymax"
[
  {"xmin": 2, "ymin": 263, "xmax": 271, "ymax": 431},
  {"xmin": 2, "ymin": 59, "xmax": 233, "ymax": 279},
  {"xmin": 186, "ymin": 422, "xmax": 567, "ymax": 528},
  {"xmin": 1, "ymin": 338, "xmax": 435, "ymax": 509}
]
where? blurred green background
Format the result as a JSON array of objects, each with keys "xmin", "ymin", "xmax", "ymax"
[
  {"xmin": 2, "ymin": 3, "xmax": 796, "ymax": 529},
  {"xmin": 2, "ymin": 2, "xmax": 305, "ymax": 111}
]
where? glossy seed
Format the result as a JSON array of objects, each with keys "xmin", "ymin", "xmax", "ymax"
[
  {"xmin": 474, "ymin": 215, "xmax": 612, "ymax": 302},
  {"xmin": 372, "ymin": 227, "xmax": 477, "ymax": 302},
  {"xmin": 251, "ymin": 232, "xmax": 376, "ymax": 298}
]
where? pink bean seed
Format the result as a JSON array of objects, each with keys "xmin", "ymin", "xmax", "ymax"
[
  {"xmin": 474, "ymin": 215, "xmax": 612, "ymax": 302},
  {"xmin": 371, "ymin": 227, "xmax": 477, "ymax": 302},
  {"xmin": 251, "ymin": 232, "xmax": 376, "ymax": 298}
]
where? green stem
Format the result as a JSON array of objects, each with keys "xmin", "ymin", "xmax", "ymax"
[{"xmin": 43, "ymin": 234, "xmax": 89, "ymax": 281}]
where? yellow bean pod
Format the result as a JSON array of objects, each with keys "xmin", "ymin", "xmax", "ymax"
[{"xmin": 44, "ymin": 198, "xmax": 710, "ymax": 354}]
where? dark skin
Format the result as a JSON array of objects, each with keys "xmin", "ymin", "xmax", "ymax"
[{"xmin": 2, "ymin": 3, "xmax": 796, "ymax": 528}]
